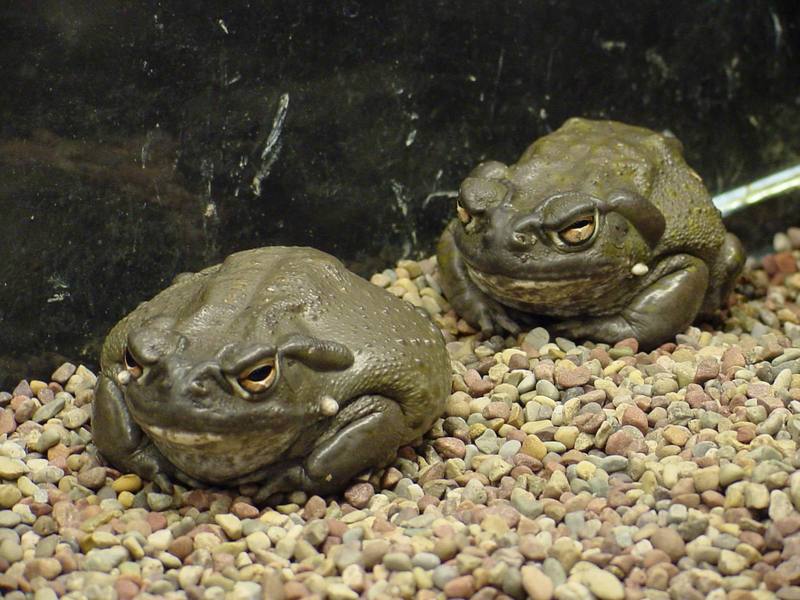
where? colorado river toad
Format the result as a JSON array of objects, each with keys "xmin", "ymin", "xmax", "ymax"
[
  {"xmin": 92, "ymin": 247, "xmax": 449, "ymax": 503},
  {"xmin": 437, "ymin": 118, "xmax": 745, "ymax": 350}
]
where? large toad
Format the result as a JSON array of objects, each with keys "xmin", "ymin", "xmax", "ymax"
[
  {"xmin": 92, "ymin": 247, "xmax": 449, "ymax": 504},
  {"xmin": 437, "ymin": 118, "xmax": 745, "ymax": 350}
]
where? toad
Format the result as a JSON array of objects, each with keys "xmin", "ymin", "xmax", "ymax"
[
  {"xmin": 92, "ymin": 247, "xmax": 449, "ymax": 503},
  {"xmin": 437, "ymin": 118, "xmax": 745, "ymax": 350}
]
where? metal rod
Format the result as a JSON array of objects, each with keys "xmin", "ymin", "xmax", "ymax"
[{"xmin": 713, "ymin": 163, "xmax": 800, "ymax": 218}]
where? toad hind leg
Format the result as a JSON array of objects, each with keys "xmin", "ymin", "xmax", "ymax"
[
  {"xmin": 92, "ymin": 374, "xmax": 201, "ymax": 492},
  {"xmin": 551, "ymin": 254, "xmax": 710, "ymax": 351},
  {"xmin": 253, "ymin": 395, "xmax": 413, "ymax": 505}
]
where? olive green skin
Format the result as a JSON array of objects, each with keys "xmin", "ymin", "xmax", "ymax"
[
  {"xmin": 92, "ymin": 246, "xmax": 449, "ymax": 504},
  {"xmin": 437, "ymin": 118, "xmax": 745, "ymax": 350}
]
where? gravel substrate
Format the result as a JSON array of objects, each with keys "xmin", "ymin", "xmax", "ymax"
[{"xmin": 4, "ymin": 229, "xmax": 800, "ymax": 600}]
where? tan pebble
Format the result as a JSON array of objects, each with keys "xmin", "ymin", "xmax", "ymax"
[
  {"xmin": 692, "ymin": 466, "xmax": 720, "ymax": 493},
  {"xmin": 521, "ymin": 435, "xmax": 547, "ymax": 460},
  {"xmin": 370, "ymin": 273, "xmax": 392, "ymax": 288},
  {"xmin": 521, "ymin": 565, "xmax": 554, "ymax": 600},
  {"xmin": 443, "ymin": 575, "xmax": 476, "ymax": 598},
  {"xmin": 29, "ymin": 380, "xmax": 48, "ymax": 395},
  {"xmin": 554, "ymin": 426, "xmax": 579, "ymax": 449},
  {"xmin": 649, "ymin": 527, "xmax": 686, "ymax": 561},
  {"xmin": 662, "ymin": 425, "xmax": 691, "ymax": 446},
  {"xmin": 112, "ymin": 474, "xmax": 142, "ymax": 494}
]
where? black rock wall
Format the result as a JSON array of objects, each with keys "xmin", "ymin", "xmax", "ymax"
[{"xmin": 1, "ymin": 0, "xmax": 799, "ymax": 386}]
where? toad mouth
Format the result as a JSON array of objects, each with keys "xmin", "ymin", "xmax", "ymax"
[
  {"xmin": 466, "ymin": 264, "xmax": 593, "ymax": 285},
  {"xmin": 143, "ymin": 425, "xmax": 225, "ymax": 446}
]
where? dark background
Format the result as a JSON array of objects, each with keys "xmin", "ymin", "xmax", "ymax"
[{"xmin": 1, "ymin": 1, "xmax": 799, "ymax": 387}]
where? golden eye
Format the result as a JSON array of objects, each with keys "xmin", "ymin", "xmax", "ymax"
[
  {"xmin": 558, "ymin": 215, "xmax": 596, "ymax": 246},
  {"xmin": 123, "ymin": 347, "xmax": 143, "ymax": 379},
  {"xmin": 456, "ymin": 202, "xmax": 472, "ymax": 225},
  {"xmin": 238, "ymin": 359, "xmax": 277, "ymax": 394}
]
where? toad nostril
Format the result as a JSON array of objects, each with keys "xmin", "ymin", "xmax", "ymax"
[
  {"xmin": 509, "ymin": 230, "xmax": 537, "ymax": 251},
  {"xmin": 512, "ymin": 232, "xmax": 526, "ymax": 247}
]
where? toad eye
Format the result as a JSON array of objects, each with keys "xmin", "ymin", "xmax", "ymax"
[
  {"xmin": 557, "ymin": 215, "xmax": 596, "ymax": 246},
  {"xmin": 123, "ymin": 347, "xmax": 143, "ymax": 379},
  {"xmin": 238, "ymin": 359, "xmax": 277, "ymax": 394}
]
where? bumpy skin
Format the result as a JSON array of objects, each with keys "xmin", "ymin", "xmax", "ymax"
[
  {"xmin": 437, "ymin": 117, "xmax": 745, "ymax": 350},
  {"xmin": 92, "ymin": 247, "xmax": 449, "ymax": 504}
]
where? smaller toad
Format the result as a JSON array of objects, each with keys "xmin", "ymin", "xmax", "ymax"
[
  {"xmin": 437, "ymin": 118, "xmax": 744, "ymax": 350},
  {"xmin": 92, "ymin": 247, "xmax": 449, "ymax": 504}
]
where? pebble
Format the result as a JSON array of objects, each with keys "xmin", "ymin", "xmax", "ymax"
[
  {"xmin": 650, "ymin": 527, "xmax": 686, "ymax": 561},
  {"xmin": 522, "ymin": 565, "xmax": 554, "ymax": 600},
  {"xmin": 0, "ymin": 456, "xmax": 26, "ymax": 479},
  {"xmin": 32, "ymin": 397, "xmax": 66, "ymax": 423},
  {"xmin": 582, "ymin": 570, "xmax": 626, "ymax": 599}
]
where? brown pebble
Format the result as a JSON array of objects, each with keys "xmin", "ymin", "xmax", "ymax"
[
  {"xmin": 775, "ymin": 515, "xmax": 800, "ymax": 537},
  {"xmin": 740, "ymin": 531, "xmax": 765, "ymax": 551},
  {"xmin": 434, "ymin": 436, "xmax": 467, "ymax": 459},
  {"xmin": 605, "ymin": 430, "xmax": 641, "ymax": 456},
  {"xmin": 737, "ymin": 425, "xmax": 756, "ymax": 444},
  {"xmin": 77, "ymin": 466, "xmax": 107, "ymax": 490},
  {"xmin": 615, "ymin": 337, "xmax": 639, "ymax": 353},
  {"xmin": 721, "ymin": 347, "xmax": 746, "ymax": 376},
  {"xmin": 774, "ymin": 251, "xmax": 798, "ymax": 273},
  {"xmin": 14, "ymin": 398, "xmax": 37, "ymax": 423},
  {"xmin": 464, "ymin": 369, "xmax": 495, "ymax": 396},
  {"xmin": 418, "ymin": 494, "xmax": 439, "ymax": 511},
  {"xmin": 482, "ymin": 401, "xmax": 510, "ymax": 421},
  {"xmin": 649, "ymin": 527, "xmax": 685, "ymax": 562},
  {"xmin": 419, "ymin": 462, "xmax": 446, "ymax": 485},
  {"xmin": 284, "ymin": 580, "xmax": 310, "ymax": 600},
  {"xmin": 231, "ymin": 501, "xmax": 259, "ymax": 519},
  {"xmin": 685, "ymin": 387, "xmax": 710, "ymax": 408},
  {"xmin": 344, "ymin": 482, "xmax": 374, "ymax": 509},
  {"xmin": 381, "ymin": 467, "xmax": 403, "ymax": 489},
  {"xmin": 0, "ymin": 409, "xmax": 16, "ymax": 435},
  {"xmin": 621, "ymin": 405, "xmax": 648, "ymax": 433},
  {"xmin": 13, "ymin": 380, "xmax": 33, "ymax": 397},
  {"xmin": 519, "ymin": 535, "xmax": 548, "ymax": 561},
  {"xmin": 555, "ymin": 365, "xmax": 591, "ymax": 388},
  {"xmin": 183, "ymin": 490, "xmax": 211, "ymax": 511},
  {"xmin": 326, "ymin": 518, "xmax": 347, "ymax": 538},
  {"xmin": 508, "ymin": 353, "xmax": 530, "ymax": 370},
  {"xmin": 36, "ymin": 387, "xmax": 55, "ymax": 404},
  {"xmin": 700, "ymin": 490, "xmax": 725, "ymax": 507},
  {"xmin": 443, "ymin": 574, "xmax": 476, "ymax": 598},
  {"xmin": 589, "ymin": 347, "xmax": 612, "ymax": 367},
  {"xmin": 0, "ymin": 573, "xmax": 17, "ymax": 591},
  {"xmin": 55, "ymin": 550, "xmax": 78, "ymax": 573},
  {"xmin": 694, "ymin": 359, "xmax": 720, "ymax": 383},
  {"xmin": 168, "ymin": 536, "xmax": 194, "ymax": 560},
  {"xmin": 672, "ymin": 493, "xmax": 700, "ymax": 508},
  {"xmin": 146, "ymin": 512, "xmax": 167, "ymax": 531},
  {"xmin": 763, "ymin": 570, "xmax": 788, "ymax": 591},
  {"xmin": 642, "ymin": 548, "xmax": 672, "ymax": 567},
  {"xmin": 610, "ymin": 555, "xmax": 637, "ymax": 576},
  {"xmin": 303, "ymin": 495, "xmax": 327, "ymax": 520},
  {"xmin": 573, "ymin": 412, "xmax": 605, "ymax": 433},
  {"xmin": 115, "ymin": 577, "xmax": 140, "ymax": 600}
]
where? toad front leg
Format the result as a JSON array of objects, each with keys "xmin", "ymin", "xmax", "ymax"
[
  {"xmin": 550, "ymin": 254, "xmax": 710, "ymax": 350},
  {"xmin": 92, "ymin": 375, "xmax": 201, "ymax": 492},
  {"xmin": 437, "ymin": 222, "xmax": 520, "ymax": 336},
  {"xmin": 250, "ymin": 395, "xmax": 415, "ymax": 505}
]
